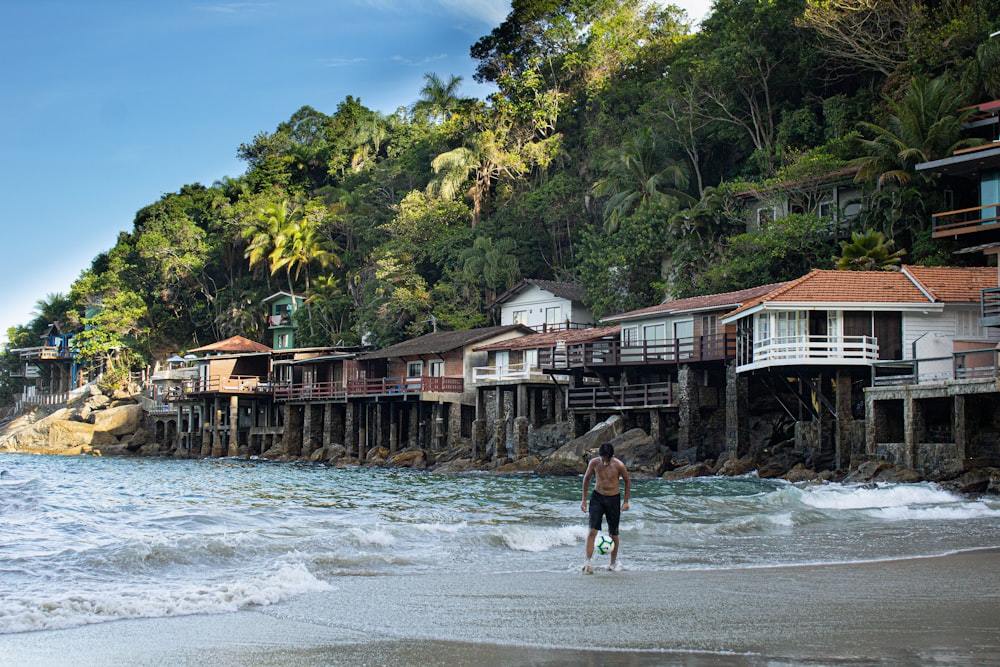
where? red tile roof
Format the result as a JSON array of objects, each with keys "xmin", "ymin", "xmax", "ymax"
[
  {"xmin": 903, "ymin": 265, "xmax": 998, "ymax": 303},
  {"xmin": 475, "ymin": 325, "xmax": 620, "ymax": 352},
  {"xmin": 602, "ymin": 282, "xmax": 790, "ymax": 322},
  {"xmin": 188, "ymin": 335, "xmax": 272, "ymax": 354},
  {"xmin": 725, "ymin": 266, "xmax": 998, "ymax": 318}
]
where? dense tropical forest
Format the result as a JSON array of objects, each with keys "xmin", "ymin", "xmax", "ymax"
[{"xmin": 4, "ymin": 0, "xmax": 1000, "ymax": 401}]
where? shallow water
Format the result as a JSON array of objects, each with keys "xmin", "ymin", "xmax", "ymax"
[{"xmin": 2, "ymin": 453, "xmax": 999, "ymax": 635}]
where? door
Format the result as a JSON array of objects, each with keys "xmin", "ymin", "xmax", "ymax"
[{"xmin": 874, "ymin": 312, "xmax": 903, "ymax": 360}]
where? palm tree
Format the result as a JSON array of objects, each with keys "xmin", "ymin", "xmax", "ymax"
[
  {"xmin": 836, "ymin": 230, "xmax": 906, "ymax": 271},
  {"xmin": 243, "ymin": 200, "xmax": 289, "ymax": 279},
  {"xmin": 460, "ymin": 236, "xmax": 520, "ymax": 306},
  {"xmin": 412, "ymin": 73, "xmax": 468, "ymax": 124},
  {"xmin": 269, "ymin": 203, "xmax": 340, "ymax": 297},
  {"xmin": 592, "ymin": 127, "xmax": 694, "ymax": 233},
  {"xmin": 852, "ymin": 75, "xmax": 982, "ymax": 187}
]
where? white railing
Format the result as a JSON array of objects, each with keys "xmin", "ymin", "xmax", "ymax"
[
  {"xmin": 740, "ymin": 335, "xmax": 879, "ymax": 370},
  {"xmin": 472, "ymin": 363, "xmax": 534, "ymax": 382}
]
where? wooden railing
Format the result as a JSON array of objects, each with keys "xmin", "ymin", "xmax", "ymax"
[
  {"xmin": 172, "ymin": 376, "xmax": 272, "ymax": 396},
  {"xmin": 739, "ymin": 335, "xmax": 878, "ymax": 370},
  {"xmin": 472, "ymin": 362, "xmax": 534, "ymax": 382},
  {"xmin": 567, "ymin": 381, "xmax": 674, "ymax": 409},
  {"xmin": 272, "ymin": 381, "xmax": 347, "ymax": 402},
  {"xmin": 346, "ymin": 376, "xmax": 464, "ymax": 396},
  {"xmin": 983, "ymin": 287, "xmax": 1000, "ymax": 327},
  {"xmin": 931, "ymin": 203, "xmax": 1000, "ymax": 238},
  {"xmin": 872, "ymin": 348, "xmax": 1000, "ymax": 386},
  {"xmin": 538, "ymin": 334, "xmax": 735, "ymax": 371}
]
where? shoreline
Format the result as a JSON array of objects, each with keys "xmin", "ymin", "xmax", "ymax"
[{"xmin": 2, "ymin": 548, "xmax": 998, "ymax": 666}]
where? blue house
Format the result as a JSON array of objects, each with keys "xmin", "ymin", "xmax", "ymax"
[{"xmin": 262, "ymin": 291, "xmax": 305, "ymax": 350}]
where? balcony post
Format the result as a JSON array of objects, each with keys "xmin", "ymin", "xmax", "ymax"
[{"xmin": 725, "ymin": 360, "xmax": 749, "ymax": 457}]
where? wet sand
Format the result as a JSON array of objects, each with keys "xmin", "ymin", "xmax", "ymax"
[{"xmin": 3, "ymin": 548, "xmax": 999, "ymax": 666}]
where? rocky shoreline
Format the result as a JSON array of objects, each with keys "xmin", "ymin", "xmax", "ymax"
[{"xmin": 3, "ymin": 384, "xmax": 998, "ymax": 495}]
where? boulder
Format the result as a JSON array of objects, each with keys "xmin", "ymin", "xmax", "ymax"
[
  {"xmin": 609, "ymin": 428, "xmax": 665, "ymax": 477},
  {"xmin": 48, "ymin": 420, "xmax": 118, "ymax": 451},
  {"xmin": 536, "ymin": 416, "xmax": 624, "ymax": 475},
  {"xmin": 387, "ymin": 449, "xmax": 427, "ymax": 469},
  {"xmin": 365, "ymin": 446, "xmax": 390, "ymax": 466},
  {"xmin": 92, "ymin": 404, "xmax": 145, "ymax": 437},
  {"xmin": 943, "ymin": 469, "xmax": 994, "ymax": 494},
  {"xmin": 783, "ymin": 463, "xmax": 820, "ymax": 483},
  {"xmin": 491, "ymin": 455, "xmax": 541, "ymax": 474},
  {"xmin": 718, "ymin": 456, "xmax": 756, "ymax": 477},
  {"xmin": 842, "ymin": 460, "xmax": 894, "ymax": 483},
  {"xmin": 874, "ymin": 466, "xmax": 924, "ymax": 484},
  {"xmin": 662, "ymin": 462, "xmax": 714, "ymax": 480}
]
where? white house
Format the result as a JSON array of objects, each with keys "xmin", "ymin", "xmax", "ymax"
[
  {"xmin": 491, "ymin": 279, "xmax": 593, "ymax": 332},
  {"xmin": 720, "ymin": 266, "xmax": 1000, "ymax": 375}
]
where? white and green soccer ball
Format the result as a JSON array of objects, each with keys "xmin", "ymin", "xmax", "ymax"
[{"xmin": 595, "ymin": 534, "xmax": 615, "ymax": 555}]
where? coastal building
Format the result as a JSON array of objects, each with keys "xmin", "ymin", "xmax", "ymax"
[
  {"xmin": 262, "ymin": 291, "xmax": 306, "ymax": 350},
  {"xmin": 163, "ymin": 335, "xmax": 274, "ymax": 457},
  {"xmin": 543, "ymin": 283, "xmax": 786, "ymax": 460},
  {"xmin": 736, "ymin": 166, "xmax": 863, "ymax": 234},
  {"xmin": 348, "ymin": 325, "xmax": 532, "ymax": 461},
  {"xmin": 721, "ymin": 266, "xmax": 1000, "ymax": 471},
  {"xmin": 473, "ymin": 325, "xmax": 619, "ymax": 460},
  {"xmin": 490, "ymin": 279, "xmax": 594, "ymax": 331},
  {"xmin": 10, "ymin": 322, "xmax": 80, "ymax": 405}
]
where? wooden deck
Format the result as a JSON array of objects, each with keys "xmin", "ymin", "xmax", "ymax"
[
  {"xmin": 538, "ymin": 334, "xmax": 735, "ymax": 371},
  {"xmin": 931, "ymin": 204, "xmax": 1000, "ymax": 238},
  {"xmin": 567, "ymin": 382, "xmax": 674, "ymax": 410}
]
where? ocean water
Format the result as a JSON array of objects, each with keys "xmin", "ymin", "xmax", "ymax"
[{"xmin": 1, "ymin": 453, "xmax": 999, "ymax": 636}]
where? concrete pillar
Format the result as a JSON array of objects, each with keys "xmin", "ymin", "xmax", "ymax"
[
  {"xmin": 834, "ymin": 370, "xmax": 852, "ymax": 469},
  {"xmin": 389, "ymin": 402, "xmax": 399, "ymax": 455},
  {"xmin": 649, "ymin": 409, "xmax": 663, "ymax": 446},
  {"xmin": 284, "ymin": 405, "xmax": 303, "ymax": 459},
  {"xmin": 358, "ymin": 405, "xmax": 368, "ymax": 462},
  {"xmin": 494, "ymin": 387, "xmax": 507, "ymax": 460},
  {"xmin": 433, "ymin": 403, "xmax": 445, "ymax": 451},
  {"xmin": 227, "ymin": 395, "xmax": 240, "ymax": 458},
  {"xmin": 677, "ymin": 366, "xmax": 698, "ymax": 454},
  {"xmin": 904, "ymin": 393, "xmax": 922, "ymax": 469},
  {"xmin": 322, "ymin": 403, "xmax": 334, "ymax": 453},
  {"xmin": 345, "ymin": 402, "xmax": 358, "ymax": 458},
  {"xmin": 954, "ymin": 395, "xmax": 967, "ymax": 461},
  {"xmin": 725, "ymin": 360, "xmax": 749, "ymax": 458},
  {"xmin": 513, "ymin": 415, "xmax": 529, "ymax": 458},
  {"xmin": 301, "ymin": 405, "xmax": 315, "ymax": 459},
  {"xmin": 408, "ymin": 403, "xmax": 419, "ymax": 449},
  {"xmin": 516, "ymin": 385, "xmax": 528, "ymax": 420},
  {"xmin": 448, "ymin": 402, "xmax": 462, "ymax": 451},
  {"xmin": 211, "ymin": 397, "xmax": 224, "ymax": 458}
]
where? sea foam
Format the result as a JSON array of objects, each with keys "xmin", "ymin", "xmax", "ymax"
[{"xmin": 0, "ymin": 561, "xmax": 330, "ymax": 635}]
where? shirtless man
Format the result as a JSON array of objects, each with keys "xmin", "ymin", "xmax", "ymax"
[{"xmin": 580, "ymin": 442, "xmax": 630, "ymax": 573}]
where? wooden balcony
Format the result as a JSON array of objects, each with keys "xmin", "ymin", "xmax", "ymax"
[
  {"xmin": 873, "ymin": 348, "xmax": 1000, "ymax": 386},
  {"xmin": 538, "ymin": 334, "xmax": 735, "ymax": 372},
  {"xmin": 272, "ymin": 381, "xmax": 347, "ymax": 402},
  {"xmin": 931, "ymin": 203, "xmax": 1000, "ymax": 238},
  {"xmin": 737, "ymin": 335, "xmax": 879, "ymax": 372},
  {"xmin": 346, "ymin": 376, "xmax": 464, "ymax": 397},
  {"xmin": 567, "ymin": 381, "xmax": 674, "ymax": 410},
  {"xmin": 171, "ymin": 376, "xmax": 272, "ymax": 397},
  {"xmin": 983, "ymin": 287, "xmax": 1000, "ymax": 328}
]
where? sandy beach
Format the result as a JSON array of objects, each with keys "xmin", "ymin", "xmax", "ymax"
[{"xmin": 2, "ymin": 548, "xmax": 998, "ymax": 666}]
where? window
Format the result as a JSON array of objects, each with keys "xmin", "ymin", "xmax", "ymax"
[
  {"xmin": 512, "ymin": 310, "xmax": 528, "ymax": 325},
  {"xmin": 699, "ymin": 315, "xmax": 718, "ymax": 337},
  {"xmin": 622, "ymin": 326, "xmax": 638, "ymax": 346},
  {"xmin": 277, "ymin": 333, "xmax": 290, "ymax": 349},
  {"xmin": 545, "ymin": 306, "xmax": 561, "ymax": 325},
  {"xmin": 757, "ymin": 206, "xmax": 776, "ymax": 229},
  {"xmin": 956, "ymin": 309, "xmax": 985, "ymax": 338},
  {"xmin": 818, "ymin": 201, "xmax": 835, "ymax": 220},
  {"xmin": 407, "ymin": 361, "xmax": 423, "ymax": 377},
  {"xmin": 428, "ymin": 360, "xmax": 444, "ymax": 377}
]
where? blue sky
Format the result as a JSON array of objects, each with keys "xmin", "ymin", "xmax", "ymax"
[{"xmin": 0, "ymin": 0, "xmax": 712, "ymax": 345}]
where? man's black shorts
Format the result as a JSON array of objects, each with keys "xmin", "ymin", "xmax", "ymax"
[{"xmin": 588, "ymin": 490, "xmax": 621, "ymax": 535}]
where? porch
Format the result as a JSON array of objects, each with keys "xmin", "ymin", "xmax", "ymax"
[
  {"xmin": 346, "ymin": 376, "xmax": 464, "ymax": 397},
  {"xmin": 736, "ymin": 335, "xmax": 879, "ymax": 373},
  {"xmin": 537, "ymin": 334, "xmax": 735, "ymax": 371}
]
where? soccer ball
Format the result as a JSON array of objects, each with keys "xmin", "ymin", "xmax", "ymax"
[{"xmin": 595, "ymin": 534, "xmax": 615, "ymax": 555}]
